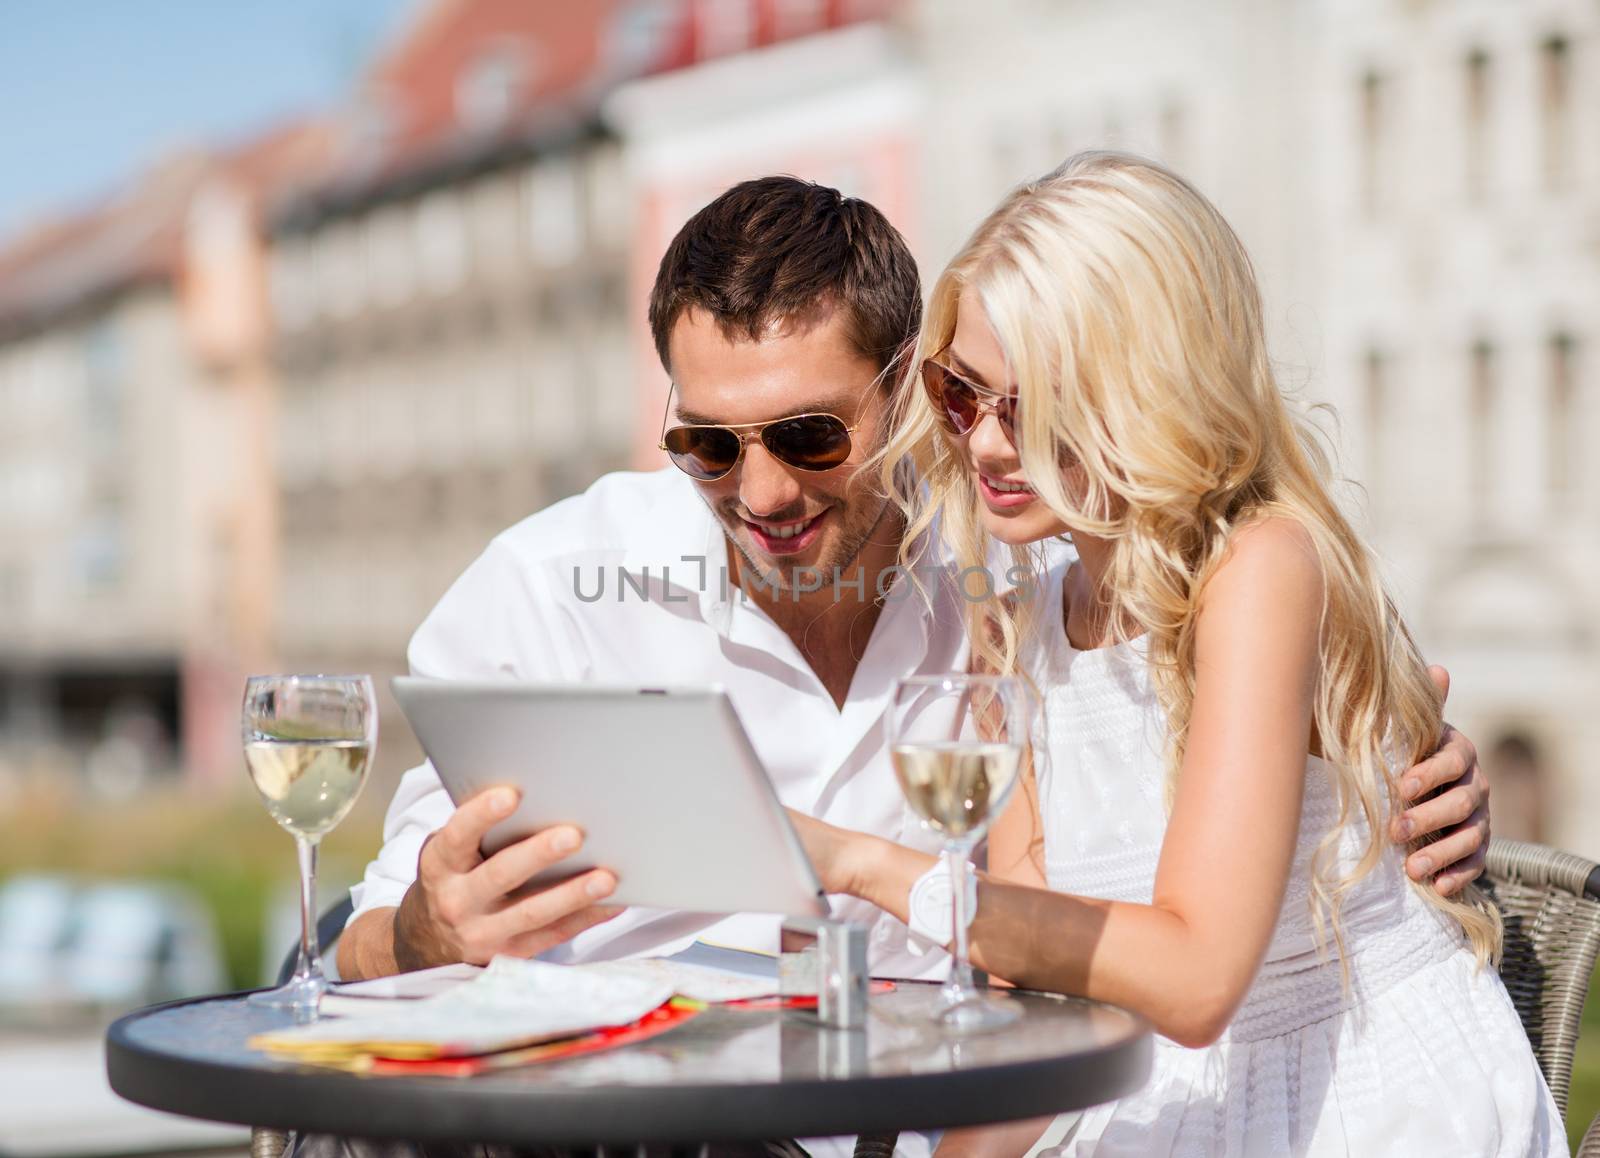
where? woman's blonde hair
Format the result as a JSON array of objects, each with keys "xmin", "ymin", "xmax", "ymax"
[{"xmin": 880, "ymin": 150, "xmax": 1500, "ymax": 965}]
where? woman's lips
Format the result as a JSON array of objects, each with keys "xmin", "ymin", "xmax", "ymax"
[
  {"xmin": 745, "ymin": 511, "xmax": 826, "ymax": 556},
  {"xmin": 978, "ymin": 474, "xmax": 1037, "ymax": 509}
]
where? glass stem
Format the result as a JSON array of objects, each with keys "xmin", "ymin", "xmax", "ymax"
[
  {"xmin": 295, "ymin": 835, "xmax": 323, "ymax": 983},
  {"xmin": 943, "ymin": 843, "xmax": 977, "ymax": 1007}
]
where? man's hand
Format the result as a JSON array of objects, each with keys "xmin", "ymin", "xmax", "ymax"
[
  {"xmin": 1388, "ymin": 666, "xmax": 1491, "ymax": 897},
  {"xmin": 393, "ymin": 787, "xmax": 622, "ymax": 971}
]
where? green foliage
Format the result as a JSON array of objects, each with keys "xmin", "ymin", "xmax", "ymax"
[
  {"xmin": 0, "ymin": 786, "xmax": 382, "ymax": 990},
  {"xmin": 1571, "ymin": 959, "xmax": 1600, "ymax": 1152}
]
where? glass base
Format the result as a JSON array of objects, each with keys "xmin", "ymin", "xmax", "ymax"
[
  {"xmin": 935, "ymin": 991, "xmax": 1021, "ymax": 1034},
  {"xmin": 247, "ymin": 972, "xmax": 327, "ymax": 1017},
  {"xmin": 880, "ymin": 986, "xmax": 1021, "ymax": 1035}
]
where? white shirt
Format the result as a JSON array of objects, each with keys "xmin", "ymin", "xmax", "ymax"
[{"xmin": 352, "ymin": 467, "xmax": 968, "ymax": 978}]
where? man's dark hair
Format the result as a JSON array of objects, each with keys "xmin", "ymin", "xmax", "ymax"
[{"xmin": 648, "ymin": 176, "xmax": 922, "ymax": 378}]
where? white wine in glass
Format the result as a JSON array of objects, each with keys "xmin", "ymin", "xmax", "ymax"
[
  {"xmin": 891, "ymin": 741, "xmax": 1023, "ymax": 840},
  {"xmin": 245, "ymin": 739, "xmax": 371, "ymax": 839},
  {"xmin": 242, "ymin": 675, "xmax": 376, "ymax": 1015},
  {"xmin": 889, "ymin": 674, "xmax": 1032, "ymax": 1033}
]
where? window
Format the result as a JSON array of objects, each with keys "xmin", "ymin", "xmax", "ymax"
[
  {"xmin": 1549, "ymin": 332, "xmax": 1578, "ymax": 504},
  {"xmin": 82, "ymin": 320, "xmax": 123, "ymax": 441},
  {"xmin": 1540, "ymin": 36, "xmax": 1572, "ymax": 192},
  {"xmin": 416, "ymin": 190, "xmax": 468, "ymax": 295},
  {"xmin": 585, "ymin": 146, "xmax": 629, "ymax": 247},
  {"xmin": 319, "ymin": 221, "xmax": 367, "ymax": 318},
  {"xmin": 1465, "ymin": 48, "xmax": 1491, "ymax": 203},
  {"xmin": 1359, "ymin": 69, "xmax": 1385, "ymax": 218},
  {"xmin": 271, "ymin": 238, "xmax": 316, "ymax": 331},
  {"xmin": 1469, "ymin": 339, "xmax": 1496, "ymax": 520},
  {"xmin": 1487, "ymin": 733, "xmax": 1546, "ymax": 842},
  {"xmin": 602, "ymin": 0, "xmax": 680, "ymax": 76},
  {"xmin": 74, "ymin": 506, "xmax": 124, "ymax": 591},
  {"xmin": 1363, "ymin": 348, "xmax": 1387, "ymax": 497},
  {"xmin": 456, "ymin": 41, "xmax": 533, "ymax": 133},
  {"xmin": 525, "ymin": 160, "xmax": 583, "ymax": 266},
  {"xmin": 0, "ymin": 564, "xmax": 21, "ymax": 614},
  {"xmin": 366, "ymin": 206, "xmax": 415, "ymax": 308}
]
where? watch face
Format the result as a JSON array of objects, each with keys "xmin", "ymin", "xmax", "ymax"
[{"xmin": 908, "ymin": 862, "xmax": 970, "ymax": 946}]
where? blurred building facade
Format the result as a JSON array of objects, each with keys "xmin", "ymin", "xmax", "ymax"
[
  {"xmin": 1306, "ymin": 0, "xmax": 1600, "ymax": 850},
  {"xmin": 909, "ymin": 0, "xmax": 1599, "ymax": 852},
  {"xmin": 264, "ymin": 0, "xmax": 905, "ymax": 780},
  {"xmin": 3, "ymin": 0, "xmax": 1595, "ymax": 852},
  {"xmin": 0, "ymin": 127, "xmax": 329, "ymax": 793}
]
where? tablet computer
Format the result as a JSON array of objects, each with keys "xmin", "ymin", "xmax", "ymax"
[{"xmin": 391, "ymin": 678, "xmax": 829, "ymax": 917}]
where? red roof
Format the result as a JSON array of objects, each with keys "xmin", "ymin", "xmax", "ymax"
[
  {"xmin": 287, "ymin": 0, "xmax": 902, "ymax": 222},
  {"xmin": 0, "ymin": 120, "xmax": 331, "ymax": 335},
  {"xmin": 360, "ymin": 0, "xmax": 620, "ymax": 158},
  {"xmin": 0, "ymin": 0, "xmax": 905, "ymax": 324}
]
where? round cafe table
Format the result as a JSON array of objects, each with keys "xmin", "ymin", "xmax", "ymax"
[{"xmin": 106, "ymin": 983, "xmax": 1151, "ymax": 1146}]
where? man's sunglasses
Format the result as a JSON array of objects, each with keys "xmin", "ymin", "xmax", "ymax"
[
  {"xmin": 659, "ymin": 396, "xmax": 860, "ymax": 482},
  {"xmin": 921, "ymin": 358, "xmax": 1019, "ymax": 443}
]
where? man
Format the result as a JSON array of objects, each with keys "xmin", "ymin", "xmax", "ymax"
[{"xmin": 332, "ymin": 176, "xmax": 1488, "ymax": 1147}]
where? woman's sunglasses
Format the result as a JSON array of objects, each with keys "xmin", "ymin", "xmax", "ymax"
[
  {"xmin": 921, "ymin": 358, "xmax": 1019, "ymax": 443},
  {"xmin": 660, "ymin": 404, "xmax": 860, "ymax": 482}
]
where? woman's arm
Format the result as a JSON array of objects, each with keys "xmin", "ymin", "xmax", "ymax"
[
  {"xmin": 820, "ymin": 521, "xmax": 1323, "ymax": 1046},
  {"xmin": 985, "ymin": 750, "xmax": 1048, "ymax": 888}
]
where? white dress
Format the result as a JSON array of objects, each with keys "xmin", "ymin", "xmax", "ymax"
[{"xmin": 1028, "ymin": 565, "xmax": 1566, "ymax": 1157}]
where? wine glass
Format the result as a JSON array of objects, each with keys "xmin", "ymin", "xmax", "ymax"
[
  {"xmin": 242, "ymin": 674, "xmax": 376, "ymax": 1014},
  {"xmin": 888, "ymin": 673, "xmax": 1032, "ymax": 1033}
]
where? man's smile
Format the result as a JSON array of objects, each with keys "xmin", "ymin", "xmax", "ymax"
[{"xmin": 742, "ymin": 510, "xmax": 827, "ymax": 556}]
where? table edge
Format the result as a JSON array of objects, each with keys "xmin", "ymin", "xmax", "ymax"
[{"xmin": 106, "ymin": 989, "xmax": 1153, "ymax": 1144}]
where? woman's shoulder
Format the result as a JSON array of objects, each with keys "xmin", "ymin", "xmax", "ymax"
[
  {"xmin": 1190, "ymin": 515, "xmax": 1328, "ymax": 670},
  {"xmin": 1208, "ymin": 516, "xmax": 1325, "ymax": 607}
]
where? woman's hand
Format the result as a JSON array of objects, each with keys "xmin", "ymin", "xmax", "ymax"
[{"xmin": 786, "ymin": 809, "xmax": 879, "ymax": 897}]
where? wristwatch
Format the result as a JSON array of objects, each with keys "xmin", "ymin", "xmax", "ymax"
[{"xmin": 906, "ymin": 861, "xmax": 978, "ymax": 947}]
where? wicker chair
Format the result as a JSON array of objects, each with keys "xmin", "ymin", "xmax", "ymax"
[
  {"xmin": 1484, "ymin": 839, "xmax": 1600, "ymax": 1155},
  {"xmin": 248, "ymin": 850, "xmax": 1600, "ymax": 1156}
]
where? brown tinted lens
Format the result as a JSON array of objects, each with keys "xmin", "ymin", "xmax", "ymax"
[
  {"xmin": 997, "ymin": 394, "xmax": 1019, "ymax": 442},
  {"xmin": 922, "ymin": 360, "xmax": 979, "ymax": 434},
  {"xmin": 762, "ymin": 414, "xmax": 853, "ymax": 471},
  {"xmin": 663, "ymin": 425, "xmax": 742, "ymax": 480}
]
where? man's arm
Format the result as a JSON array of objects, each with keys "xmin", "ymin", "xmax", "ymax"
[
  {"xmin": 1388, "ymin": 666, "xmax": 1490, "ymax": 897},
  {"xmin": 338, "ymin": 786, "xmax": 622, "ymax": 980}
]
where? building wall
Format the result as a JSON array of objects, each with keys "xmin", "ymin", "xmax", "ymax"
[
  {"xmin": 0, "ymin": 295, "xmax": 184, "ymax": 657},
  {"xmin": 0, "ymin": 289, "xmax": 218, "ymax": 788},
  {"xmin": 909, "ymin": 0, "xmax": 1600, "ymax": 854},
  {"xmin": 0, "ymin": 162, "xmax": 302, "ymax": 792},
  {"xmin": 268, "ymin": 145, "xmax": 637, "ymax": 784},
  {"xmin": 1308, "ymin": 0, "xmax": 1600, "ymax": 852}
]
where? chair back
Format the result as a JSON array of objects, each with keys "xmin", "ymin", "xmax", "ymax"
[
  {"xmin": 275, "ymin": 892, "xmax": 354, "ymax": 987},
  {"xmin": 1484, "ymin": 838, "xmax": 1600, "ymax": 1117}
]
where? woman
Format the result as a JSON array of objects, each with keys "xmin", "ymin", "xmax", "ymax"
[{"xmin": 800, "ymin": 152, "xmax": 1563, "ymax": 1155}]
